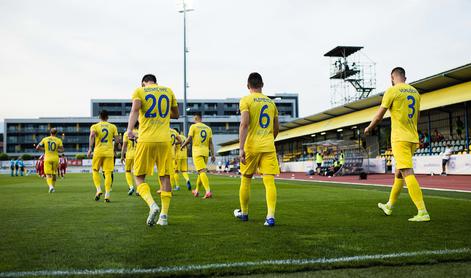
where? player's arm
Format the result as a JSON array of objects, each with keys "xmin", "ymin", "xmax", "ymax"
[
  {"xmin": 35, "ymin": 142, "xmax": 44, "ymax": 151},
  {"xmin": 87, "ymin": 129, "xmax": 96, "ymax": 158},
  {"xmin": 58, "ymin": 143, "xmax": 64, "ymax": 153},
  {"xmin": 175, "ymin": 134, "xmax": 182, "ymax": 145},
  {"xmin": 239, "ymin": 110, "xmax": 250, "ymax": 164},
  {"xmin": 170, "ymin": 106, "xmax": 179, "ymax": 119},
  {"xmin": 364, "ymin": 107, "xmax": 387, "ymax": 135},
  {"xmin": 127, "ymin": 99, "xmax": 141, "ymax": 139},
  {"xmin": 273, "ymin": 115, "xmax": 279, "ymax": 139},
  {"xmin": 180, "ymin": 135, "xmax": 192, "ymax": 150},
  {"xmin": 121, "ymin": 140, "xmax": 128, "ymax": 163},
  {"xmin": 209, "ymin": 137, "xmax": 216, "ymax": 162}
]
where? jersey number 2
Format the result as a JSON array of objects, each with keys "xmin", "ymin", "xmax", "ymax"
[{"xmin": 101, "ymin": 128, "xmax": 109, "ymax": 143}]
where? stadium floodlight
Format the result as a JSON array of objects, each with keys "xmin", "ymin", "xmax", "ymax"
[
  {"xmin": 311, "ymin": 134, "xmax": 316, "ymax": 137},
  {"xmin": 337, "ymin": 129, "xmax": 343, "ymax": 132},
  {"xmin": 176, "ymin": 0, "xmax": 195, "ymax": 135},
  {"xmin": 321, "ymin": 132, "xmax": 326, "ymax": 135},
  {"xmin": 351, "ymin": 126, "xmax": 357, "ymax": 129}
]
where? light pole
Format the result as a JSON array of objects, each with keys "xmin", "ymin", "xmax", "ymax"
[{"xmin": 178, "ymin": 0, "xmax": 194, "ymax": 135}]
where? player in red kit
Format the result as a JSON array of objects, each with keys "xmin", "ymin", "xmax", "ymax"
[{"xmin": 59, "ymin": 154, "xmax": 68, "ymax": 178}]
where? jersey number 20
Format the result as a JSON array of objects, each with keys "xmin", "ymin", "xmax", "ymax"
[{"xmin": 145, "ymin": 94, "xmax": 170, "ymax": 118}]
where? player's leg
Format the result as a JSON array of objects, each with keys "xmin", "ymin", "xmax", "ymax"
[
  {"xmin": 125, "ymin": 158, "xmax": 135, "ymax": 195},
  {"xmin": 260, "ymin": 152, "xmax": 279, "ymax": 227},
  {"xmin": 234, "ymin": 153, "xmax": 257, "ymax": 221},
  {"xmin": 378, "ymin": 168, "xmax": 403, "ymax": 216},
  {"xmin": 173, "ymin": 161, "xmax": 180, "ymax": 191},
  {"xmin": 103, "ymin": 157, "xmax": 114, "ymax": 202},
  {"xmin": 156, "ymin": 142, "xmax": 172, "ymax": 225},
  {"xmin": 180, "ymin": 159, "xmax": 191, "ymax": 190},
  {"xmin": 195, "ymin": 156, "xmax": 211, "ymax": 198},
  {"xmin": 44, "ymin": 161, "xmax": 55, "ymax": 193},
  {"xmin": 92, "ymin": 156, "xmax": 103, "ymax": 201},
  {"xmin": 192, "ymin": 156, "xmax": 201, "ymax": 196},
  {"xmin": 134, "ymin": 142, "xmax": 160, "ymax": 226}
]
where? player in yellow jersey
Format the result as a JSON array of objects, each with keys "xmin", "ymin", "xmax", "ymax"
[
  {"xmin": 121, "ymin": 122, "xmax": 139, "ymax": 196},
  {"xmin": 233, "ymin": 72, "xmax": 280, "ymax": 227},
  {"xmin": 365, "ymin": 67, "xmax": 430, "ymax": 222},
  {"xmin": 169, "ymin": 128, "xmax": 182, "ymax": 191},
  {"xmin": 87, "ymin": 110, "xmax": 120, "ymax": 203},
  {"xmin": 35, "ymin": 128, "xmax": 64, "ymax": 193},
  {"xmin": 174, "ymin": 128, "xmax": 192, "ymax": 191},
  {"xmin": 181, "ymin": 112, "xmax": 215, "ymax": 199},
  {"xmin": 127, "ymin": 74, "xmax": 179, "ymax": 226}
]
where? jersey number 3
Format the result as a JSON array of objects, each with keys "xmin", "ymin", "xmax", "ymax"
[{"xmin": 407, "ymin": 95, "xmax": 416, "ymax": 119}]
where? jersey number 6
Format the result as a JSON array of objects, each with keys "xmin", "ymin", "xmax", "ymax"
[{"xmin": 259, "ymin": 105, "xmax": 270, "ymax": 128}]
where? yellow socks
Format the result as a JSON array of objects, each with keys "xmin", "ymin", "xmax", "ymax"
[
  {"xmin": 182, "ymin": 172, "xmax": 190, "ymax": 182},
  {"xmin": 160, "ymin": 191, "xmax": 172, "ymax": 215},
  {"xmin": 174, "ymin": 173, "xmax": 179, "ymax": 188},
  {"xmin": 46, "ymin": 177, "xmax": 54, "ymax": 189},
  {"xmin": 199, "ymin": 172, "xmax": 211, "ymax": 193},
  {"xmin": 125, "ymin": 172, "xmax": 134, "ymax": 189},
  {"xmin": 169, "ymin": 173, "xmax": 175, "ymax": 189},
  {"xmin": 404, "ymin": 175, "xmax": 426, "ymax": 211},
  {"xmin": 195, "ymin": 175, "xmax": 201, "ymax": 192},
  {"xmin": 137, "ymin": 183, "xmax": 156, "ymax": 208},
  {"xmin": 262, "ymin": 175, "xmax": 277, "ymax": 218},
  {"xmin": 92, "ymin": 170, "xmax": 102, "ymax": 192},
  {"xmin": 104, "ymin": 172, "xmax": 112, "ymax": 194},
  {"xmin": 387, "ymin": 178, "xmax": 404, "ymax": 207},
  {"xmin": 240, "ymin": 176, "xmax": 251, "ymax": 214}
]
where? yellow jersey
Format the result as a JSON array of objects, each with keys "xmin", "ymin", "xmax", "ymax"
[
  {"xmin": 123, "ymin": 129, "xmax": 138, "ymax": 159},
  {"xmin": 39, "ymin": 136, "xmax": 63, "ymax": 161},
  {"xmin": 381, "ymin": 83, "xmax": 420, "ymax": 143},
  {"xmin": 90, "ymin": 121, "xmax": 118, "ymax": 157},
  {"xmin": 239, "ymin": 92, "xmax": 278, "ymax": 153},
  {"xmin": 189, "ymin": 122, "xmax": 212, "ymax": 157},
  {"xmin": 177, "ymin": 135, "xmax": 188, "ymax": 159},
  {"xmin": 170, "ymin": 128, "xmax": 179, "ymax": 159},
  {"xmin": 132, "ymin": 84, "xmax": 178, "ymax": 143}
]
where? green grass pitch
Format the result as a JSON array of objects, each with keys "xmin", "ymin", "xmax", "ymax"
[{"xmin": 0, "ymin": 173, "xmax": 470, "ymax": 277}]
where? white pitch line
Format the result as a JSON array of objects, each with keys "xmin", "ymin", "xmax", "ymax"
[
  {"xmin": 272, "ymin": 176, "xmax": 471, "ymax": 193},
  {"xmin": 0, "ymin": 248, "xmax": 469, "ymax": 277}
]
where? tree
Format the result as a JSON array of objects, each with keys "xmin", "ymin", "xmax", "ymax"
[{"xmin": 0, "ymin": 153, "xmax": 9, "ymax": 161}]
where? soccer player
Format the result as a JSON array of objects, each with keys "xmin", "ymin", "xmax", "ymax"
[
  {"xmin": 233, "ymin": 72, "xmax": 280, "ymax": 227},
  {"xmin": 9, "ymin": 159, "xmax": 14, "ymax": 176},
  {"xmin": 87, "ymin": 110, "xmax": 120, "ymax": 202},
  {"xmin": 18, "ymin": 159, "xmax": 25, "ymax": 176},
  {"xmin": 364, "ymin": 67, "xmax": 430, "ymax": 222},
  {"xmin": 59, "ymin": 154, "xmax": 67, "ymax": 179},
  {"xmin": 127, "ymin": 74, "xmax": 179, "ymax": 226},
  {"xmin": 169, "ymin": 128, "xmax": 182, "ymax": 191},
  {"xmin": 14, "ymin": 159, "xmax": 19, "ymax": 176},
  {"xmin": 121, "ymin": 122, "xmax": 139, "ymax": 195},
  {"xmin": 175, "ymin": 128, "xmax": 191, "ymax": 190},
  {"xmin": 180, "ymin": 112, "xmax": 215, "ymax": 199},
  {"xmin": 35, "ymin": 128, "xmax": 64, "ymax": 193}
]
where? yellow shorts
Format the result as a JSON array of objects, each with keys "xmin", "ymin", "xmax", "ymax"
[
  {"xmin": 240, "ymin": 151, "xmax": 280, "ymax": 176},
  {"xmin": 125, "ymin": 158, "xmax": 134, "ymax": 172},
  {"xmin": 392, "ymin": 141, "xmax": 418, "ymax": 169},
  {"xmin": 176, "ymin": 158, "xmax": 188, "ymax": 172},
  {"xmin": 44, "ymin": 159, "xmax": 58, "ymax": 175},
  {"xmin": 134, "ymin": 141, "xmax": 171, "ymax": 177},
  {"xmin": 193, "ymin": 156, "xmax": 208, "ymax": 171},
  {"xmin": 92, "ymin": 156, "xmax": 115, "ymax": 172}
]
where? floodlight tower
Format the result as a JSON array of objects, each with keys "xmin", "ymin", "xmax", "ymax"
[
  {"xmin": 324, "ymin": 46, "xmax": 376, "ymax": 107},
  {"xmin": 177, "ymin": 0, "xmax": 194, "ymax": 135}
]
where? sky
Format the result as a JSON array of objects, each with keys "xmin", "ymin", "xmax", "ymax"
[{"xmin": 0, "ymin": 0, "xmax": 470, "ymax": 127}]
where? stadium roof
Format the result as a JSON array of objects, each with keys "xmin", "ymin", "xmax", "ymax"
[{"xmin": 218, "ymin": 63, "xmax": 471, "ymax": 153}]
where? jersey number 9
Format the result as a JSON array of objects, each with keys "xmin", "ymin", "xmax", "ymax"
[
  {"xmin": 259, "ymin": 105, "xmax": 270, "ymax": 128},
  {"xmin": 145, "ymin": 94, "xmax": 170, "ymax": 118},
  {"xmin": 200, "ymin": 130, "xmax": 207, "ymax": 143}
]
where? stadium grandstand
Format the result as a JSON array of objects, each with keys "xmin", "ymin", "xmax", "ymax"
[{"xmin": 218, "ymin": 63, "xmax": 471, "ymax": 176}]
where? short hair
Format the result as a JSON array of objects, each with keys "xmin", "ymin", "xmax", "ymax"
[
  {"xmin": 247, "ymin": 72, "xmax": 264, "ymax": 89},
  {"xmin": 50, "ymin": 128, "xmax": 57, "ymax": 135},
  {"xmin": 391, "ymin": 67, "xmax": 406, "ymax": 77},
  {"xmin": 193, "ymin": 112, "xmax": 202, "ymax": 118},
  {"xmin": 142, "ymin": 74, "xmax": 157, "ymax": 83},
  {"xmin": 99, "ymin": 110, "xmax": 109, "ymax": 121}
]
